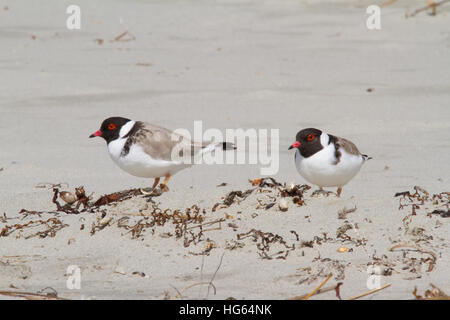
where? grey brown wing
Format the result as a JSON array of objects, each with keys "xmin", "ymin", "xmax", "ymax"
[
  {"xmin": 134, "ymin": 122, "xmax": 209, "ymax": 161},
  {"xmin": 337, "ymin": 137, "xmax": 372, "ymax": 161},
  {"xmin": 335, "ymin": 136, "xmax": 362, "ymax": 156},
  {"xmin": 329, "ymin": 135, "xmax": 362, "ymax": 165}
]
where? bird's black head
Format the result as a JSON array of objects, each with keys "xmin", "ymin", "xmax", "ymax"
[
  {"xmin": 89, "ymin": 117, "xmax": 131, "ymax": 144},
  {"xmin": 288, "ymin": 128, "xmax": 324, "ymax": 158}
]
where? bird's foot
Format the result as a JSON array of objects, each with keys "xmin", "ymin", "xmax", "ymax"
[
  {"xmin": 311, "ymin": 189, "xmax": 335, "ymax": 197},
  {"xmin": 140, "ymin": 188, "xmax": 153, "ymax": 195},
  {"xmin": 140, "ymin": 188, "xmax": 162, "ymax": 196},
  {"xmin": 159, "ymin": 184, "xmax": 169, "ymax": 193}
]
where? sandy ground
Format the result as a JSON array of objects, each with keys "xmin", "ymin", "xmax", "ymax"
[{"xmin": 0, "ymin": 0, "xmax": 449, "ymax": 300}]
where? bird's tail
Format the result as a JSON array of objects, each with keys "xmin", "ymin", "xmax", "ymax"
[
  {"xmin": 197, "ymin": 141, "xmax": 236, "ymax": 156},
  {"xmin": 220, "ymin": 142, "xmax": 236, "ymax": 151}
]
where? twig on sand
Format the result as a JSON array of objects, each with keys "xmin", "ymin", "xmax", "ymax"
[
  {"xmin": 0, "ymin": 290, "xmax": 67, "ymax": 300},
  {"xmin": 406, "ymin": 0, "xmax": 450, "ymax": 17},
  {"xmin": 199, "ymin": 254, "xmax": 205, "ymax": 299},
  {"xmin": 207, "ymin": 252, "xmax": 225, "ymax": 299},
  {"xmin": 172, "ymin": 252, "xmax": 224, "ymax": 299},
  {"xmin": 338, "ymin": 206, "xmax": 357, "ymax": 219},
  {"xmin": 420, "ymin": 296, "xmax": 450, "ymax": 300},
  {"xmin": 347, "ymin": 283, "xmax": 391, "ymax": 300},
  {"xmin": 389, "ymin": 244, "xmax": 437, "ymax": 271},
  {"xmin": 389, "ymin": 243, "xmax": 436, "ymax": 257},
  {"xmin": 112, "ymin": 31, "xmax": 136, "ymax": 42},
  {"xmin": 186, "ymin": 218, "xmax": 225, "ymax": 230},
  {"xmin": 170, "ymin": 285, "xmax": 184, "ymax": 299},
  {"xmin": 174, "ymin": 282, "xmax": 217, "ymax": 299},
  {"xmin": 380, "ymin": 0, "xmax": 398, "ymax": 7},
  {"xmin": 35, "ymin": 182, "xmax": 68, "ymax": 189},
  {"xmin": 289, "ymin": 282, "xmax": 342, "ymax": 300},
  {"xmin": 302, "ymin": 274, "xmax": 333, "ymax": 300}
]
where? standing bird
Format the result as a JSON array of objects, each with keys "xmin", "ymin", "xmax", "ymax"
[
  {"xmin": 89, "ymin": 117, "xmax": 235, "ymax": 193},
  {"xmin": 288, "ymin": 128, "xmax": 370, "ymax": 197}
]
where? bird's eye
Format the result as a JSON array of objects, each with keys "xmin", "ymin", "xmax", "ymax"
[
  {"xmin": 307, "ymin": 134, "xmax": 315, "ymax": 141},
  {"xmin": 107, "ymin": 123, "xmax": 116, "ymax": 130}
]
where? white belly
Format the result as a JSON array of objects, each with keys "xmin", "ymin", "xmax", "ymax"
[
  {"xmin": 107, "ymin": 138, "xmax": 191, "ymax": 178},
  {"xmin": 295, "ymin": 146, "xmax": 363, "ymax": 188}
]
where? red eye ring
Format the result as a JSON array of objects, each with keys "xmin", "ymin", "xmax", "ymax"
[
  {"xmin": 107, "ymin": 123, "xmax": 116, "ymax": 130},
  {"xmin": 307, "ymin": 134, "xmax": 315, "ymax": 141}
]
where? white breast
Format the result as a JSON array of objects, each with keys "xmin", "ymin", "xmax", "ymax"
[{"xmin": 295, "ymin": 136, "xmax": 364, "ymax": 188}]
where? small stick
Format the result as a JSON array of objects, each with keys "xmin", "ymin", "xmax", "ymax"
[
  {"xmin": 289, "ymin": 284, "xmax": 339, "ymax": 300},
  {"xmin": 207, "ymin": 252, "xmax": 225, "ymax": 298},
  {"xmin": 390, "ymin": 244, "xmax": 437, "ymax": 272},
  {"xmin": 347, "ymin": 283, "xmax": 391, "ymax": 300},
  {"xmin": 112, "ymin": 31, "xmax": 136, "ymax": 42},
  {"xmin": 380, "ymin": 0, "xmax": 398, "ymax": 7},
  {"xmin": 114, "ymin": 31, "xmax": 128, "ymax": 41},
  {"xmin": 186, "ymin": 218, "xmax": 225, "ymax": 230},
  {"xmin": 0, "ymin": 290, "xmax": 67, "ymax": 300},
  {"xmin": 302, "ymin": 274, "xmax": 332, "ymax": 300},
  {"xmin": 174, "ymin": 282, "xmax": 217, "ymax": 299},
  {"xmin": 169, "ymin": 285, "xmax": 183, "ymax": 299},
  {"xmin": 422, "ymin": 296, "xmax": 450, "ymax": 300},
  {"xmin": 407, "ymin": 0, "xmax": 450, "ymax": 17},
  {"xmin": 202, "ymin": 225, "xmax": 222, "ymax": 232},
  {"xmin": 389, "ymin": 244, "xmax": 437, "ymax": 261}
]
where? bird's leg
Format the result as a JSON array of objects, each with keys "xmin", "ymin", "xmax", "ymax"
[
  {"xmin": 140, "ymin": 177, "xmax": 160, "ymax": 195},
  {"xmin": 159, "ymin": 174, "xmax": 171, "ymax": 192},
  {"xmin": 427, "ymin": 0, "xmax": 437, "ymax": 15},
  {"xmin": 152, "ymin": 178, "xmax": 161, "ymax": 190},
  {"xmin": 337, "ymin": 187, "xmax": 342, "ymax": 197}
]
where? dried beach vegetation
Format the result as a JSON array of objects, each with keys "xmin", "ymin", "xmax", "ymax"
[{"xmin": 1, "ymin": 180, "xmax": 448, "ymax": 300}]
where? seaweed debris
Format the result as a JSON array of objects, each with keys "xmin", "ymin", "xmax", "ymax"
[
  {"xmin": 237, "ymin": 228, "xmax": 296, "ymax": 259},
  {"xmin": 395, "ymin": 186, "xmax": 449, "ymax": 216}
]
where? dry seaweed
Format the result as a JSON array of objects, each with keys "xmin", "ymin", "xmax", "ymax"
[
  {"xmin": 413, "ymin": 283, "xmax": 449, "ymax": 300},
  {"xmin": 389, "ymin": 244, "xmax": 437, "ymax": 273},
  {"xmin": 51, "ymin": 187, "xmax": 90, "ymax": 214},
  {"xmin": 29, "ymin": 185, "xmax": 165, "ymax": 216},
  {"xmin": 237, "ymin": 228, "xmax": 295, "ymax": 259},
  {"xmin": 279, "ymin": 184, "xmax": 310, "ymax": 199},
  {"xmin": 290, "ymin": 230, "xmax": 300, "ymax": 241},
  {"xmin": 0, "ymin": 217, "xmax": 68, "ymax": 239},
  {"xmin": 297, "ymin": 259, "xmax": 349, "ymax": 285},
  {"xmin": 430, "ymin": 209, "xmax": 450, "ymax": 218},
  {"xmin": 219, "ymin": 178, "xmax": 310, "ymax": 212},
  {"xmin": 338, "ymin": 207, "xmax": 357, "ymax": 220},
  {"xmin": 336, "ymin": 224, "xmax": 353, "ymax": 240},
  {"xmin": 249, "ymin": 177, "xmax": 282, "ymax": 188},
  {"xmin": 395, "ymin": 186, "xmax": 449, "ymax": 217},
  {"xmin": 115, "ymin": 203, "xmax": 209, "ymax": 247},
  {"xmin": 95, "ymin": 187, "xmax": 165, "ymax": 207},
  {"xmin": 222, "ymin": 189, "xmax": 254, "ymax": 206}
]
